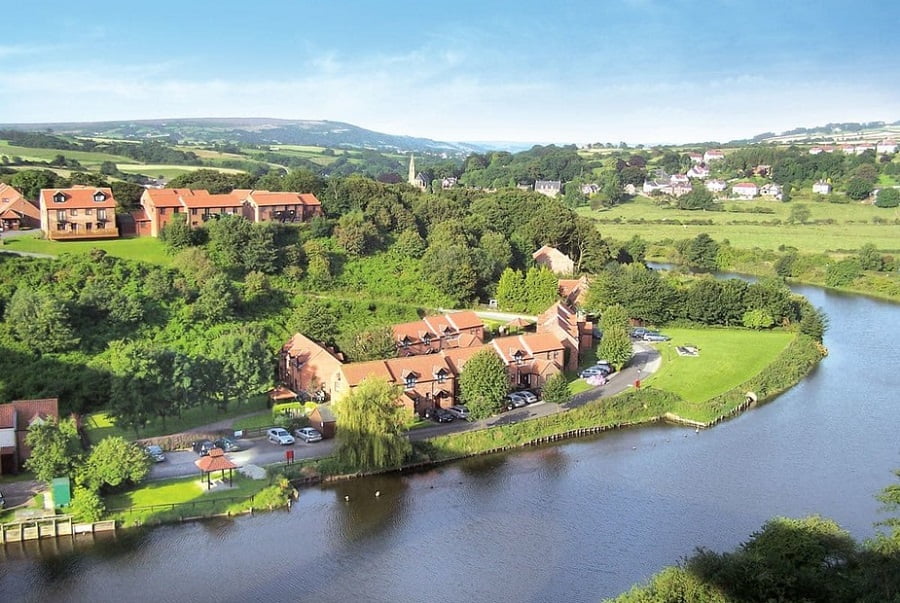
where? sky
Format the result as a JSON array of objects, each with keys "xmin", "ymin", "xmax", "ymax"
[{"xmin": 1, "ymin": 0, "xmax": 898, "ymax": 145}]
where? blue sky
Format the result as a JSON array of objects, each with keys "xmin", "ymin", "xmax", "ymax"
[{"xmin": 1, "ymin": 0, "xmax": 897, "ymax": 144}]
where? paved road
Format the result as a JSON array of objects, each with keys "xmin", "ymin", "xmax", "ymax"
[{"xmin": 149, "ymin": 342, "xmax": 662, "ymax": 481}]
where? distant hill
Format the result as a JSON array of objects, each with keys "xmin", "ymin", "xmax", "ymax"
[
  {"xmin": 736, "ymin": 120, "xmax": 900, "ymax": 145},
  {"xmin": 0, "ymin": 117, "xmax": 486, "ymax": 156}
]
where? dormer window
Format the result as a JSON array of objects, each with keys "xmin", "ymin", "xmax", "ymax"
[
  {"xmin": 93, "ymin": 191, "xmax": 106, "ymax": 202},
  {"xmin": 404, "ymin": 375, "xmax": 417, "ymax": 389},
  {"xmin": 513, "ymin": 350, "xmax": 524, "ymax": 366},
  {"xmin": 423, "ymin": 334, "xmax": 432, "ymax": 346},
  {"xmin": 53, "ymin": 192, "xmax": 66, "ymax": 203},
  {"xmin": 436, "ymin": 370, "xmax": 447, "ymax": 384}
]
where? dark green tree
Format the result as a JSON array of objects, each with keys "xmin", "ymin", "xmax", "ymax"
[
  {"xmin": 24, "ymin": 417, "xmax": 82, "ymax": 483},
  {"xmin": 5, "ymin": 287, "xmax": 79, "ymax": 353},
  {"xmin": 599, "ymin": 326, "xmax": 633, "ymax": 370},
  {"xmin": 207, "ymin": 325, "xmax": 272, "ymax": 411},
  {"xmin": 875, "ymin": 187, "xmax": 900, "ymax": 208},
  {"xmin": 459, "ymin": 348, "xmax": 509, "ymax": 420},
  {"xmin": 541, "ymin": 373, "xmax": 571, "ymax": 405},
  {"xmin": 79, "ymin": 436, "xmax": 151, "ymax": 492}
]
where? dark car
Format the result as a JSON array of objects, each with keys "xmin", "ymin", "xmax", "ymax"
[
  {"xmin": 144, "ymin": 444, "xmax": 166, "ymax": 463},
  {"xmin": 214, "ymin": 436, "xmax": 241, "ymax": 452},
  {"xmin": 192, "ymin": 439, "xmax": 215, "ymax": 456},
  {"xmin": 428, "ymin": 408, "xmax": 455, "ymax": 423},
  {"xmin": 0, "ymin": 489, "xmax": 5, "ymax": 509}
]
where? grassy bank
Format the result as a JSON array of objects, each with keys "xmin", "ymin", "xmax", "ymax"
[{"xmin": 104, "ymin": 473, "xmax": 287, "ymax": 527}]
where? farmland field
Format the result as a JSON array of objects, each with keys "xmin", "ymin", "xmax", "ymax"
[
  {"xmin": 0, "ymin": 140, "xmax": 137, "ymax": 167},
  {"xmin": 579, "ymin": 196, "xmax": 900, "ymax": 253},
  {"xmin": 116, "ymin": 163, "xmax": 247, "ymax": 180}
]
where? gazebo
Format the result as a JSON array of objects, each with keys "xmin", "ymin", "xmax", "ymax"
[
  {"xmin": 194, "ymin": 448, "xmax": 237, "ymax": 489},
  {"xmin": 267, "ymin": 385, "xmax": 298, "ymax": 405},
  {"xmin": 504, "ymin": 317, "xmax": 533, "ymax": 334}
]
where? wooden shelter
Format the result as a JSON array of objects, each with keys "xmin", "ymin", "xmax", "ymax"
[
  {"xmin": 194, "ymin": 448, "xmax": 237, "ymax": 489},
  {"xmin": 308, "ymin": 405, "xmax": 337, "ymax": 439},
  {"xmin": 504, "ymin": 317, "xmax": 533, "ymax": 334}
]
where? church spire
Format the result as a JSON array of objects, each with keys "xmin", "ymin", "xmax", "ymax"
[{"xmin": 408, "ymin": 154, "xmax": 416, "ymax": 185}]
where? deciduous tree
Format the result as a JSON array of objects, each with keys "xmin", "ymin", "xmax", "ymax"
[
  {"xmin": 79, "ymin": 436, "xmax": 150, "ymax": 492},
  {"xmin": 24, "ymin": 417, "xmax": 82, "ymax": 483},
  {"xmin": 459, "ymin": 349, "xmax": 509, "ymax": 420},
  {"xmin": 334, "ymin": 377, "xmax": 411, "ymax": 470},
  {"xmin": 598, "ymin": 326, "xmax": 633, "ymax": 371}
]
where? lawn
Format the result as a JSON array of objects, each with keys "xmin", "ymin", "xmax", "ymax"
[
  {"xmin": 3, "ymin": 233, "xmax": 172, "ymax": 265},
  {"xmin": 104, "ymin": 473, "xmax": 271, "ymax": 526},
  {"xmin": 84, "ymin": 395, "xmax": 270, "ymax": 443},
  {"xmin": 643, "ymin": 327, "xmax": 794, "ymax": 403},
  {"xmin": 579, "ymin": 196, "xmax": 900, "ymax": 253}
]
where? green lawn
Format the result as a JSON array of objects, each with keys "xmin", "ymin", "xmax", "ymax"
[
  {"xmin": 644, "ymin": 328, "xmax": 794, "ymax": 403},
  {"xmin": 84, "ymin": 395, "xmax": 270, "ymax": 443},
  {"xmin": 579, "ymin": 196, "xmax": 900, "ymax": 253},
  {"xmin": 3, "ymin": 233, "xmax": 172, "ymax": 265},
  {"xmin": 104, "ymin": 474, "xmax": 271, "ymax": 526},
  {"xmin": 116, "ymin": 163, "xmax": 247, "ymax": 179}
]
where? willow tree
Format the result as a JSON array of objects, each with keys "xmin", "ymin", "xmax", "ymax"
[{"xmin": 334, "ymin": 378, "xmax": 411, "ymax": 470}]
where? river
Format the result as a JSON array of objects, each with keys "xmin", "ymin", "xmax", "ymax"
[{"xmin": 1, "ymin": 282, "xmax": 898, "ymax": 603}]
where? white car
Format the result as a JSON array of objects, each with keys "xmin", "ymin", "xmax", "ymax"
[
  {"xmin": 518, "ymin": 390, "xmax": 538, "ymax": 404},
  {"xmin": 267, "ymin": 427, "xmax": 295, "ymax": 445}
]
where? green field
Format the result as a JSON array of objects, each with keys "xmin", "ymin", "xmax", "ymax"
[
  {"xmin": 644, "ymin": 327, "xmax": 794, "ymax": 403},
  {"xmin": 0, "ymin": 140, "xmax": 137, "ymax": 167},
  {"xmin": 3, "ymin": 233, "xmax": 172, "ymax": 265},
  {"xmin": 580, "ymin": 196, "xmax": 900, "ymax": 252},
  {"xmin": 116, "ymin": 163, "xmax": 247, "ymax": 179}
]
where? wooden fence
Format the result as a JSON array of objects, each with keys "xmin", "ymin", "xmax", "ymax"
[{"xmin": 1, "ymin": 515, "xmax": 116, "ymax": 544}]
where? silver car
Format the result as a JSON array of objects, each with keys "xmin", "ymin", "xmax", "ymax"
[
  {"xmin": 266, "ymin": 427, "xmax": 295, "ymax": 445},
  {"xmin": 446, "ymin": 405, "xmax": 470, "ymax": 420},
  {"xmin": 518, "ymin": 390, "xmax": 538, "ymax": 404},
  {"xmin": 295, "ymin": 427, "xmax": 323, "ymax": 442}
]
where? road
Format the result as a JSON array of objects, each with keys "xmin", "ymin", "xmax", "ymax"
[{"xmin": 149, "ymin": 341, "xmax": 661, "ymax": 481}]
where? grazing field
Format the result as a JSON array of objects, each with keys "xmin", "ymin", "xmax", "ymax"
[
  {"xmin": 116, "ymin": 163, "xmax": 247, "ymax": 179},
  {"xmin": 643, "ymin": 327, "xmax": 794, "ymax": 403},
  {"xmin": 3, "ymin": 233, "xmax": 172, "ymax": 265},
  {"xmin": 0, "ymin": 140, "xmax": 137, "ymax": 167},
  {"xmin": 579, "ymin": 196, "xmax": 900, "ymax": 252}
]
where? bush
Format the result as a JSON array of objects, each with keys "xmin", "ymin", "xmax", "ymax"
[
  {"xmin": 541, "ymin": 373, "xmax": 572, "ymax": 405},
  {"xmin": 67, "ymin": 486, "xmax": 105, "ymax": 522}
]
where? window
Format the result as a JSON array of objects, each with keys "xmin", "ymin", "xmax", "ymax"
[
  {"xmin": 436, "ymin": 371, "xmax": 446, "ymax": 384},
  {"xmin": 56, "ymin": 210, "xmax": 66, "ymax": 222},
  {"xmin": 93, "ymin": 192, "xmax": 106, "ymax": 202},
  {"xmin": 85, "ymin": 208, "xmax": 92, "ymax": 216},
  {"xmin": 513, "ymin": 351, "xmax": 524, "ymax": 366},
  {"xmin": 97, "ymin": 209, "xmax": 107, "ymax": 221},
  {"xmin": 85, "ymin": 223, "xmax": 92, "ymax": 231},
  {"xmin": 53, "ymin": 193, "xmax": 65, "ymax": 203},
  {"xmin": 191, "ymin": 208, "xmax": 197, "ymax": 215},
  {"xmin": 159, "ymin": 207, "xmax": 166, "ymax": 215},
  {"xmin": 404, "ymin": 375, "xmax": 417, "ymax": 389},
  {"xmin": 423, "ymin": 334, "xmax": 432, "ymax": 346},
  {"xmin": 69, "ymin": 209, "xmax": 78, "ymax": 217},
  {"xmin": 401, "ymin": 339, "xmax": 410, "ymax": 349}
]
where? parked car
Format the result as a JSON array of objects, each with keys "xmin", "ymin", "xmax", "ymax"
[
  {"xmin": 643, "ymin": 332, "xmax": 671, "ymax": 342},
  {"xmin": 294, "ymin": 427, "xmax": 323, "ymax": 442},
  {"xmin": 429, "ymin": 408, "xmax": 455, "ymax": 423},
  {"xmin": 445, "ymin": 405, "xmax": 470, "ymax": 420},
  {"xmin": 0, "ymin": 489, "xmax": 5, "ymax": 509},
  {"xmin": 579, "ymin": 366, "xmax": 607, "ymax": 379},
  {"xmin": 518, "ymin": 390, "xmax": 538, "ymax": 404},
  {"xmin": 630, "ymin": 327, "xmax": 649, "ymax": 340},
  {"xmin": 593, "ymin": 362, "xmax": 613, "ymax": 376},
  {"xmin": 266, "ymin": 427, "xmax": 295, "ymax": 445},
  {"xmin": 505, "ymin": 392, "xmax": 527, "ymax": 410},
  {"xmin": 214, "ymin": 436, "xmax": 241, "ymax": 452},
  {"xmin": 145, "ymin": 444, "xmax": 166, "ymax": 463},
  {"xmin": 191, "ymin": 439, "xmax": 215, "ymax": 456}
]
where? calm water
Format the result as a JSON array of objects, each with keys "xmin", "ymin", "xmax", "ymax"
[{"xmin": 1, "ymin": 283, "xmax": 898, "ymax": 603}]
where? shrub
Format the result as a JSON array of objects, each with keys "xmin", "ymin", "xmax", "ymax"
[{"xmin": 67, "ymin": 486, "xmax": 105, "ymax": 522}]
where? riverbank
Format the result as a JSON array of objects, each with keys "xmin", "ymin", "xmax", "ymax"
[{"xmin": 277, "ymin": 333, "xmax": 824, "ymax": 487}]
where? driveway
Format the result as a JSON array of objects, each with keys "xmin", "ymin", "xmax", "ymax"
[{"xmin": 149, "ymin": 342, "xmax": 662, "ymax": 480}]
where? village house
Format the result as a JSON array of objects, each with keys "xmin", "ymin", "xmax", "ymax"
[
  {"xmin": 670, "ymin": 182, "xmax": 693, "ymax": 197},
  {"xmin": 853, "ymin": 143, "xmax": 875, "ymax": 155},
  {"xmin": 706, "ymin": 179, "xmax": 728, "ymax": 193},
  {"xmin": 558, "ymin": 275, "xmax": 589, "ymax": 308},
  {"xmin": 732, "ymin": 182, "xmax": 759, "ymax": 200},
  {"xmin": 0, "ymin": 183, "xmax": 40, "ymax": 231},
  {"xmin": 688, "ymin": 153, "xmax": 703, "ymax": 163},
  {"xmin": 753, "ymin": 165, "xmax": 771, "ymax": 177},
  {"xmin": 332, "ymin": 353, "xmax": 458, "ymax": 415},
  {"xmin": 140, "ymin": 188, "xmax": 197, "ymax": 237},
  {"xmin": 489, "ymin": 332, "xmax": 566, "ymax": 390},
  {"xmin": 238, "ymin": 190, "xmax": 322, "ymax": 223},
  {"xmin": 812, "ymin": 180, "xmax": 832, "ymax": 194},
  {"xmin": 278, "ymin": 333, "xmax": 346, "ymax": 401},
  {"xmin": 581, "ymin": 183, "xmax": 600, "ymax": 196},
  {"xmin": 686, "ymin": 164, "xmax": 710, "ymax": 179},
  {"xmin": 0, "ymin": 398, "xmax": 59, "ymax": 475},
  {"xmin": 669, "ymin": 174, "xmax": 690, "ymax": 185},
  {"xmin": 840, "ymin": 144, "xmax": 856, "ymax": 154},
  {"xmin": 534, "ymin": 180, "xmax": 562, "ymax": 198},
  {"xmin": 809, "ymin": 145, "xmax": 836, "ymax": 155},
  {"xmin": 39, "ymin": 187, "xmax": 119, "ymax": 240},
  {"xmin": 393, "ymin": 311, "xmax": 484, "ymax": 356},
  {"xmin": 536, "ymin": 301, "xmax": 593, "ymax": 372},
  {"xmin": 441, "ymin": 177, "xmax": 458, "ymax": 190},
  {"xmin": 703, "ymin": 150, "xmax": 725, "ymax": 162},
  {"xmin": 642, "ymin": 179, "xmax": 670, "ymax": 195},
  {"xmin": 760, "ymin": 183, "xmax": 783, "ymax": 200},
  {"xmin": 532, "ymin": 245, "xmax": 575, "ymax": 275}
]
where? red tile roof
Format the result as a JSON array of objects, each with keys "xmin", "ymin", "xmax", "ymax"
[
  {"xmin": 247, "ymin": 191, "xmax": 322, "ymax": 207},
  {"xmin": 195, "ymin": 448, "xmax": 237, "ymax": 472},
  {"xmin": 0, "ymin": 404, "xmax": 16, "ymax": 429},
  {"xmin": 8, "ymin": 398, "xmax": 59, "ymax": 429},
  {"xmin": 40, "ymin": 187, "xmax": 117, "ymax": 209},
  {"xmin": 341, "ymin": 359, "xmax": 394, "ymax": 386},
  {"xmin": 383, "ymin": 355, "xmax": 452, "ymax": 381},
  {"xmin": 284, "ymin": 332, "xmax": 343, "ymax": 364},
  {"xmin": 444, "ymin": 311, "xmax": 483, "ymax": 331},
  {"xmin": 142, "ymin": 188, "xmax": 197, "ymax": 208},
  {"xmin": 0, "ymin": 183, "xmax": 25, "ymax": 204}
]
